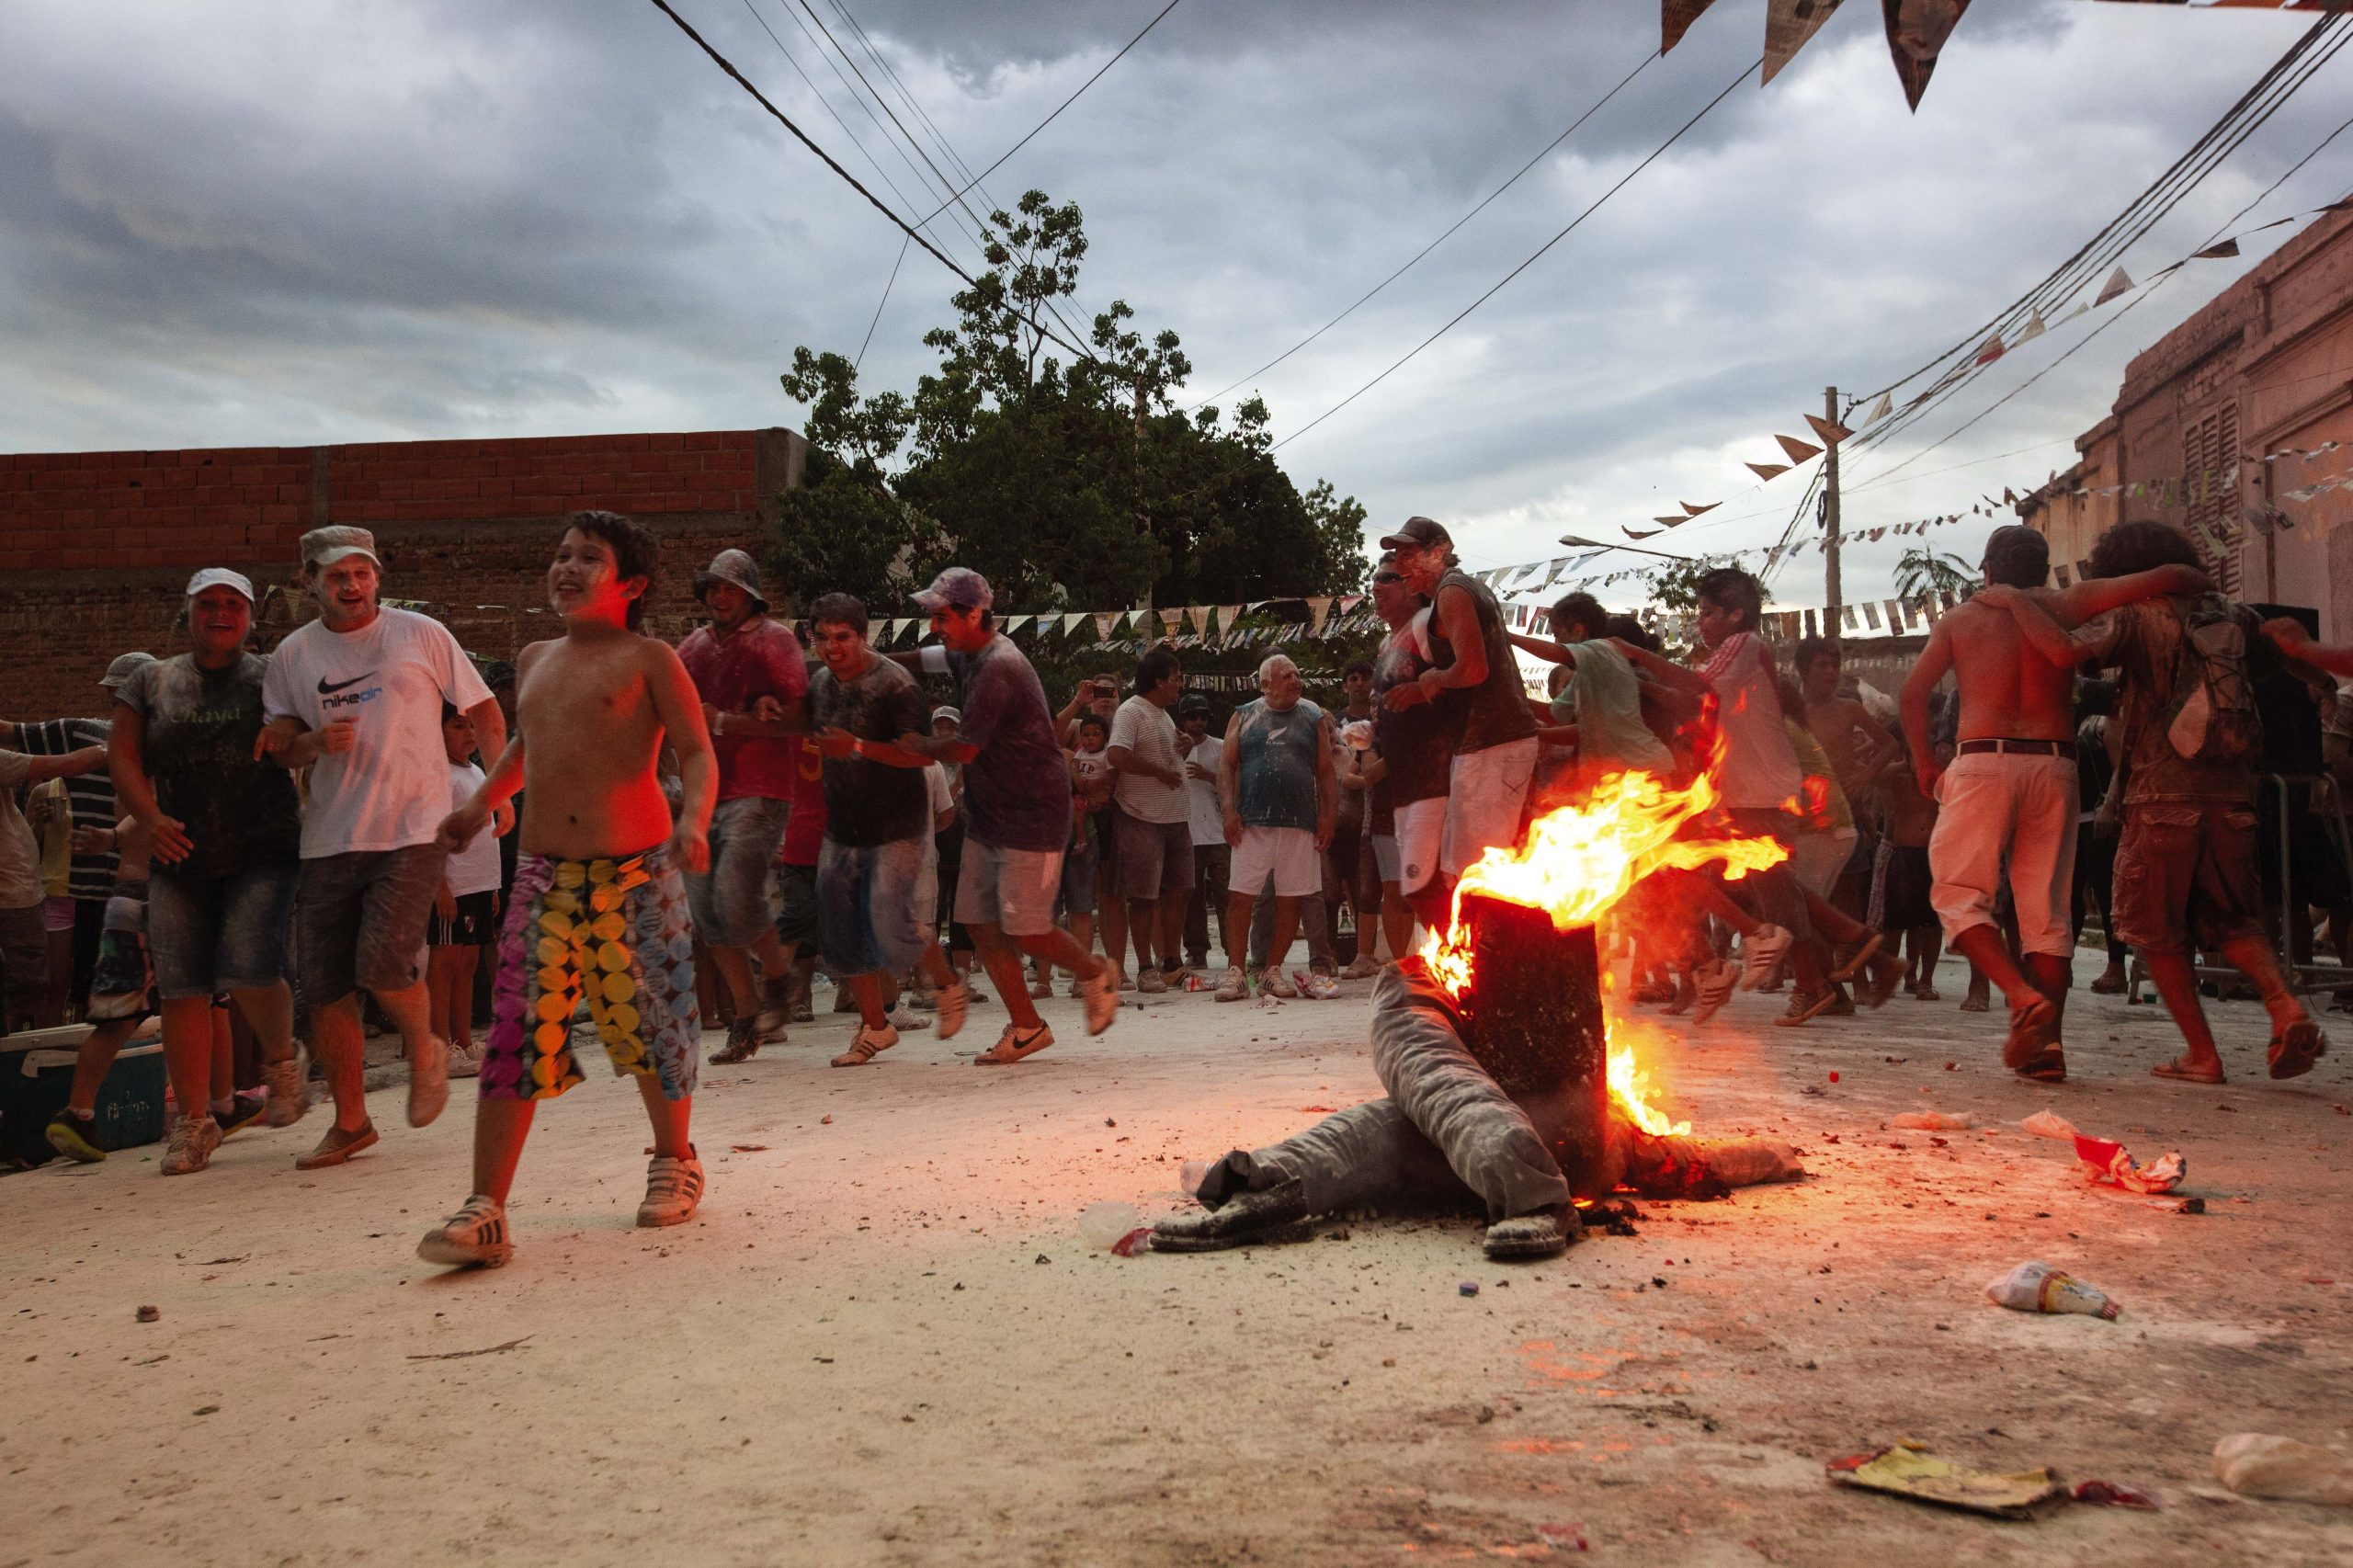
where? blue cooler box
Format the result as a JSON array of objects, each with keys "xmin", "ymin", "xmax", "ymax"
[{"xmin": 1, "ymin": 1026, "xmax": 168, "ymax": 1165}]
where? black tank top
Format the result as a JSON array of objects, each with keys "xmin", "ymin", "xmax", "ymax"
[{"xmin": 1427, "ymin": 569, "xmax": 1538, "ymax": 755}]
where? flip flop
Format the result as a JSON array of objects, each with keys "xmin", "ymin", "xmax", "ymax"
[
  {"xmin": 2151, "ymin": 1059, "xmax": 2225, "ymax": 1085},
  {"xmin": 2015, "ymin": 1048, "xmax": 2067, "ymax": 1084},
  {"xmin": 2268, "ymin": 1019, "xmax": 2327, "ymax": 1080}
]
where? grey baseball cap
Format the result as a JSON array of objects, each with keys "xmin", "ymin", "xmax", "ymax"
[
  {"xmin": 692, "ymin": 548, "xmax": 768, "ymax": 611},
  {"xmin": 185, "ymin": 566, "xmax": 256, "ymax": 603},
  {"xmin": 300, "ymin": 525, "xmax": 381, "ymax": 572},
  {"xmin": 912, "ymin": 566, "xmax": 993, "ymax": 614},
  {"xmin": 1377, "ymin": 516, "xmax": 1450, "ymax": 552},
  {"xmin": 99, "ymin": 651, "xmax": 158, "ymax": 690}
]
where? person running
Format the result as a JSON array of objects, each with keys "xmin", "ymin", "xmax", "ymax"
[
  {"xmin": 897, "ymin": 568, "xmax": 1117, "ymax": 1061},
  {"xmin": 40, "ymin": 814, "xmax": 155, "ymax": 1164},
  {"xmin": 675, "ymin": 549, "xmax": 809, "ymax": 1059},
  {"xmin": 1362, "ymin": 554, "xmax": 1449, "ymax": 966},
  {"xmin": 418, "ymin": 511, "xmax": 716, "ymax": 1269},
  {"xmin": 1793, "ymin": 638, "xmax": 1896, "ymax": 920},
  {"xmin": 429, "ymin": 703, "xmax": 512, "ymax": 1077},
  {"xmin": 1506, "ymin": 591, "xmax": 1675, "ymax": 789},
  {"xmin": 1981, "ymin": 520, "xmax": 2325, "ymax": 1085},
  {"xmin": 258, "ymin": 528, "xmax": 505, "ymax": 1166},
  {"xmin": 1217, "ymin": 654, "xmax": 1336, "ymax": 1002},
  {"xmin": 1379, "ymin": 517, "xmax": 1540, "ymax": 926},
  {"xmin": 1907, "ymin": 523, "xmax": 2206, "ymax": 1080},
  {"xmin": 802, "ymin": 593, "xmax": 965, "ymax": 1067},
  {"xmin": 1106, "ymin": 647, "xmax": 1193, "ymax": 994},
  {"xmin": 1176, "ymin": 694, "xmax": 1232, "ymax": 975},
  {"xmin": 113, "ymin": 568, "xmax": 311, "ymax": 1173}
]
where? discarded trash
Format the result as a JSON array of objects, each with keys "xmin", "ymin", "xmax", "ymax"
[
  {"xmin": 1536, "ymin": 1522, "xmax": 1589, "ymax": 1551},
  {"xmin": 729, "ymin": 1143, "xmax": 768, "ymax": 1153},
  {"xmin": 1622, "ymin": 1133, "xmax": 1805, "ymax": 1197},
  {"xmin": 135, "ymin": 1305, "xmax": 159, "ymax": 1324},
  {"xmin": 1827, "ymin": 1444, "xmax": 2063, "ymax": 1517},
  {"xmin": 820, "ymin": 1114, "xmax": 833, "ymax": 1125},
  {"xmin": 1459, "ymin": 1280, "xmax": 1480, "ymax": 1297},
  {"xmin": 1986, "ymin": 1260, "xmax": 2120, "ymax": 1320},
  {"xmin": 2213, "ymin": 1434, "xmax": 2353, "ymax": 1505},
  {"xmin": 1827, "ymin": 1071, "xmax": 1840, "ymax": 1083},
  {"xmin": 1891, "ymin": 1110, "xmax": 1974, "ymax": 1131},
  {"xmin": 1077, "ymin": 1201, "xmax": 1142, "ymax": 1250},
  {"xmin": 2021, "ymin": 1109, "xmax": 2186, "ymax": 1195},
  {"xmin": 2071, "ymin": 1479, "xmax": 2159, "ymax": 1509},
  {"xmin": 1179, "ymin": 1158, "xmax": 1212, "ymax": 1196},
  {"xmin": 1109, "ymin": 1228, "xmax": 1153, "ymax": 1256},
  {"xmin": 1291, "ymin": 970, "xmax": 1339, "ymax": 1001}
]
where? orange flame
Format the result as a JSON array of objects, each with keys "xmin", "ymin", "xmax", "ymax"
[{"xmin": 1419, "ymin": 767, "xmax": 1787, "ymax": 1136}]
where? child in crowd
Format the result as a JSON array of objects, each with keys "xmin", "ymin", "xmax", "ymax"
[
  {"xmin": 417, "ymin": 510, "xmax": 716, "ymax": 1269},
  {"xmin": 427, "ymin": 703, "xmax": 512, "ymax": 1078}
]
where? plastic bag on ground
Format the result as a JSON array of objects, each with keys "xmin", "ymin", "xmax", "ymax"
[
  {"xmin": 2021, "ymin": 1108, "xmax": 2186, "ymax": 1194},
  {"xmin": 1078, "ymin": 1201, "xmax": 1142, "ymax": 1250},
  {"xmin": 1986, "ymin": 1259, "xmax": 2120, "ymax": 1319},
  {"xmin": 2212, "ymin": 1435, "xmax": 2353, "ymax": 1505}
]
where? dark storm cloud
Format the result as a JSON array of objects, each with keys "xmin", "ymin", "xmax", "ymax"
[{"xmin": 5, "ymin": 0, "xmax": 2347, "ymax": 602}]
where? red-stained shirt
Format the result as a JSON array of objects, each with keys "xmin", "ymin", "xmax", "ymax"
[
  {"xmin": 779, "ymin": 734, "xmax": 826, "ymax": 867},
  {"xmin": 676, "ymin": 617, "xmax": 811, "ymax": 803}
]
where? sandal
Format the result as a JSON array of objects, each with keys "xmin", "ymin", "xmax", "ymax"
[
  {"xmin": 2267, "ymin": 1019, "xmax": 2326, "ymax": 1081},
  {"xmin": 973, "ymin": 1024, "xmax": 1053, "ymax": 1065},
  {"xmin": 2151, "ymin": 1058, "xmax": 2225, "ymax": 1085},
  {"xmin": 2015, "ymin": 1048, "xmax": 2067, "ymax": 1084}
]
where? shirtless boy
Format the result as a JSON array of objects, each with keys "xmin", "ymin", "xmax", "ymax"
[
  {"xmin": 1901, "ymin": 524, "xmax": 2203, "ymax": 1080},
  {"xmin": 417, "ymin": 511, "xmax": 716, "ymax": 1268}
]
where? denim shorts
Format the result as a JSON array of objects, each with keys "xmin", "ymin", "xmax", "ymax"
[
  {"xmin": 687, "ymin": 795, "xmax": 790, "ymax": 948},
  {"xmin": 1060, "ymin": 833, "xmax": 1099, "ymax": 918},
  {"xmin": 295, "ymin": 846, "xmax": 441, "ymax": 1006},
  {"xmin": 774, "ymin": 860, "xmax": 818, "ymax": 948},
  {"xmin": 816, "ymin": 834, "xmax": 930, "ymax": 977},
  {"xmin": 149, "ymin": 861, "xmax": 300, "ymax": 1001}
]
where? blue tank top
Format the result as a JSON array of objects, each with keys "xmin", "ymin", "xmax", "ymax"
[{"xmin": 1233, "ymin": 698, "xmax": 1324, "ymax": 830}]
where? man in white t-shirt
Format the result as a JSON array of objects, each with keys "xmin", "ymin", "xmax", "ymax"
[
  {"xmin": 1176, "ymin": 693, "xmax": 1228, "ymax": 971},
  {"xmin": 259, "ymin": 527, "xmax": 506, "ymax": 1167},
  {"xmin": 1106, "ymin": 647, "xmax": 1193, "ymax": 993}
]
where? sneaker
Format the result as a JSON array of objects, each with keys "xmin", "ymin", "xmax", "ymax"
[
  {"xmin": 1341, "ymin": 954, "xmax": 1381, "ymax": 981},
  {"xmin": 1028, "ymin": 975, "xmax": 1054, "ymax": 1000},
  {"xmin": 1260, "ymin": 967, "xmax": 1299, "ymax": 999},
  {"xmin": 1064, "ymin": 976, "xmax": 1086, "ymax": 1000},
  {"xmin": 753, "ymin": 978, "xmax": 794, "ymax": 1042},
  {"xmin": 710, "ymin": 1017, "xmax": 762, "ymax": 1064},
  {"xmin": 1214, "ymin": 965, "xmax": 1249, "ymax": 1003},
  {"xmin": 295, "ymin": 1119, "xmax": 380, "ymax": 1170},
  {"xmin": 637, "ymin": 1146, "xmax": 706, "ymax": 1227},
  {"xmin": 832, "ymin": 1024, "xmax": 898, "ymax": 1067},
  {"xmin": 262, "ymin": 1058, "xmax": 309, "ymax": 1128},
  {"xmin": 1137, "ymin": 968, "xmax": 1168, "ymax": 994},
  {"xmin": 1689, "ymin": 961, "xmax": 1737, "ymax": 1025},
  {"xmin": 789, "ymin": 1000, "xmax": 814, "ymax": 1025},
  {"xmin": 1077, "ymin": 963, "xmax": 1120, "ymax": 1036},
  {"xmin": 1774, "ymin": 988, "xmax": 1839, "ymax": 1028},
  {"xmin": 45, "ymin": 1110, "xmax": 105, "ymax": 1164},
  {"xmin": 886, "ymin": 1004, "xmax": 928, "ymax": 1032},
  {"xmin": 1861, "ymin": 949, "xmax": 1907, "ymax": 1008},
  {"xmin": 417, "ymin": 1195, "xmax": 513, "ymax": 1268},
  {"xmin": 406, "ymin": 1037, "xmax": 449, "ymax": 1129},
  {"xmin": 162, "ymin": 1115, "xmax": 222, "ymax": 1176},
  {"xmin": 1115, "ymin": 966, "xmax": 1135, "ymax": 994},
  {"xmin": 1738, "ymin": 926, "xmax": 1793, "ymax": 991},
  {"xmin": 445, "ymin": 1042, "xmax": 483, "ymax": 1080},
  {"xmin": 974, "ymin": 1022, "xmax": 1054, "ymax": 1064},
  {"xmin": 935, "ymin": 981, "xmax": 971, "ymax": 1041},
  {"xmin": 214, "ymin": 1092, "xmax": 267, "ymax": 1141}
]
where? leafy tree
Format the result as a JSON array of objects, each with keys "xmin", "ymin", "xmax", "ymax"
[
  {"xmin": 1893, "ymin": 547, "xmax": 1977, "ymax": 606},
  {"xmin": 770, "ymin": 189, "xmax": 1366, "ymax": 615}
]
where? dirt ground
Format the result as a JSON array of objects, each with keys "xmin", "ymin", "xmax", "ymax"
[{"xmin": 6, "ymin": 949, "xmax": 2352, "ymax": 1566}]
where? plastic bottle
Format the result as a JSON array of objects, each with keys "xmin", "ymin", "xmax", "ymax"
[
  {"xmin": 1179, "ymin": 1158, "xmax": 1212, "ymax": 1195},
  {"xmin": 1985, "ymin": 1259, "xmax": 2120, "ymax": 1319},
  {"xmin": 1077, "ymin": 1200, "xmax": 1142, "ymax": 1250}
]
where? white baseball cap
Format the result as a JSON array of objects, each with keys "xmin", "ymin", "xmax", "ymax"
[{"xmin": 185, "ymin": 566, "xmax": 256, "ymax": 602}]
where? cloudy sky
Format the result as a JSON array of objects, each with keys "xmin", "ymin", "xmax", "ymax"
[{"xmin": 6, "ymin": 0, "xmax": 2350, "ymax": 608}]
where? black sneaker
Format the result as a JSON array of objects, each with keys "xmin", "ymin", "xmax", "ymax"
[
  {"xmin": 216, "ymin": 1092, "xmax": 268, "ymax": 1140},
  {"xmin": 46, "ymin": 1110, "xmax": 106, "ymax": 1164},
  {"xmin": 710, "ymin": 1017, "xmax": 762, "ymax": 1065}
]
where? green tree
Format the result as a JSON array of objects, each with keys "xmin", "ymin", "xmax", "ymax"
[
  {"xmin": 770, "ymin": 189, "xmax": 1366, "ymax": 615},
  {"xmin": 1893, "ymin": 547, "xmax": 1976, "ymax": 606}
]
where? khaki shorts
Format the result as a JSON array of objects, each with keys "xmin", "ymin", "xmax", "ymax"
[
  {"xmin": 1442, "ymin": 737, "xmax": 1538, "ymax": 876},
  {"xmin": 1927, "ymin": 750, "xmax": 2078, "ymax": 959},
  {"xmin": 2110, "ymin": 801, "xmax": 2265, "ymax": 957},
  {"xmin": 955, "ymin": 838, "xmax": 1063, "ymax": 938}
]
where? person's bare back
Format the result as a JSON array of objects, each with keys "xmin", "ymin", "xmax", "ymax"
[
  {"xmin": 1934, "ymin": 597, "xmax": 2077, "ymax": 743},
  {"xmin": 513, "ymin": 630, "xmax": 679, "ymax": 859}
]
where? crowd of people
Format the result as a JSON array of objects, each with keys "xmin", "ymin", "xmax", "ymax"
[{"xmin": 3, "ymin": 507, "xmax": 2347, "ymax": 1269}]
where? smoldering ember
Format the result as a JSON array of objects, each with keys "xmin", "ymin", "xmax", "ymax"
[{"xmin": 6, "ymin": 4, "xmax": 2353, "ymax": 1564}]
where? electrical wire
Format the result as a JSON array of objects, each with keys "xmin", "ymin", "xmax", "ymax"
[
  {"xmin": 1271, "ymin": 56, "xmax": 1759, "ymax": 453},
  {"xmin": 855, "ymin": 233, "xmax": 911, "ymax": 370}
]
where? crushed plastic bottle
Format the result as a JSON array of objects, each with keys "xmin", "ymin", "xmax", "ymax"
[
  {"xmin": 1179, "ymin": 1158, "xmax": 1213, "ymax": 1196},
  {"xmin": 1986, "ymin": 1259, "xmax": 2120, "ymax": 1320},
  {"xmin": 2213, "ymin": 1434, "xmax": 2353, "ymax": 1505},
  {"xmin": 1077, "ymin": 1201, "xmax": 1142, "ymax": 1250},
  {"xmin": 1891, "ymin": 1110, "xmax": 1974, "ymax": 1131},
  {"xmin": 1292, "ymin": 970, "xmax": 1340, "ymax": 1001}
]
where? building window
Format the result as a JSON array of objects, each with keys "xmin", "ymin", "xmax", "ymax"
[{"xmin": 2182, "ymin": 402, "xmax": 2241, "ymax": 596}]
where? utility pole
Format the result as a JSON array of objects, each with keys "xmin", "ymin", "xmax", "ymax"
[{"xmin": 1822, "ymin": 384, "xmax": 1843, "ymax": 636}]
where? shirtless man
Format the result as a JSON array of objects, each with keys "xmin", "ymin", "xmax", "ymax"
[
  {"xmin": 1795, "ymin": 639, "xmax": 1894, "ymax": 917},
  {"xmin": 1900, "ymin": 524, "xmax": 2203, "ymax": 1080},
  {"xmin": 417, "ymin": 510, "xmax": 716, "ymax": 1269}
]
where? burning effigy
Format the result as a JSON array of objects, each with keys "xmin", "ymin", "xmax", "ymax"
[{"xmin": 1154, "ymin": 768, "xmax": 1808, "ymax": 1262}]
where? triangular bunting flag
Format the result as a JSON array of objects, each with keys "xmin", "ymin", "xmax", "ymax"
[
  {"xmin": 1883, "ymin": 0, "xmax": 1971, "ymax": 112},
  {"xmin": 2014, "ymin": 308, "xmax": 2047, "ymax": 346},
  {"xmin": 1159, "ymin": 608, "xmax": 1184, "ymax": 636},
  {"xmin": 1093, "ymin": 613, "xmax": 1117, "ymax": 642},
  {"xmin": 1864, "ymin": 392, "xmax": 1893, "ymax": 425},
  {"xmin": 1662, "ymin": 0, "xmax": 1721, "ymax": 52},
  {"xmin": 2193, "ymin": 237, "xmax": 2241, "ymax": 261},
  {"xmin": 1186, "ymin": 605, "xmax": 1211, "ymax": 637},
  {"xmin": 1062, "ymin": 612, "xmax": 1086, "ymax": 636},
  {"xmin": 1862, "ymin": 602, "xmax": 1881, "ymax": 631},
  {"xmin": 1654, "ymin": 515, "xmax": 1688, "ymax": 528},
  {"xmin": 1972, "ymin": 333, "xmax": 2006, "ymax": 367},
  {"xmin": 1747, "ymin": 460, "xmax": 1792, "ymax": 482},
  {"xmin": 1003, "ymin": 612, "xmax": 1032, "ymax": 635},
  {"xmin": 1307, "ymin": 597, "xmax": 1334, "ymax": 636},
  {"xmin": 1680, "ymin": 500, "xmax": 1719, "ymax": 517},
  {"xmin": 2095, "ymin": 266, "xmax": 2133, "ymax": 305},
  {"xmin": 1625, "ymin": 527, "xmax": 1663, "ymax": 540},
  {"xmin": 1337, "ymin": 595, "xmax": 1363, "ymax": 615},
  {"xmin": 1217, "ymin": 605, "xmax": 1243, "ymax": 639},
  {"xmin": 1775, "ymin": 434, "xmax": 1824, "ymax": 464},
  {"xmin": 1763, "ymin": 0, "xmax": 1847, "ymax": 87},
  {"xmin": 1804, "ymin": 414, "xmax": 1853, "ymax": 446}
]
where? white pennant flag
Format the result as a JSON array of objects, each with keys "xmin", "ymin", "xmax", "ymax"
[{"xmin": 2095, "ymin": 266, "xmax": 2133, "ymax": 306}]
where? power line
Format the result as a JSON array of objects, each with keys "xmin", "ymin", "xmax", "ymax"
[
  {"xmin": 1272, "ymin": 56, "xmax": 1759, "ymax": 453},
  {"xmin": 855, "ymin": 233, "xmax": 911, "ymax": 370},
  {"xmin": 1190, "ymin": 48, "xmax": 1658, "ymax": 412},
  {"xmin": 646, "ymin": 0, "xmax": 1096, "ymax": 363}
]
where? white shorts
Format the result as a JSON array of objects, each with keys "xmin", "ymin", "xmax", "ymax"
[
  {"xmin": 1442, "ymin": 737, "xmax": 1538, "ymax": 876},
  {"xmin": 1231, "ymin": 825, "xmax": 1320, "ymax": 899},
  {"xmin": 1370, "ymin": 832, "xmax": 1401, "ymax": 884},
  {"xmin": 1927, "ymin": 750, "xmax": 2079, "ymax": 959},
  {"xmin": 1790, "ymin": 827, "xmax": 1859, "ymax": 900},
  {"xmin": 955, "ymin": 838, "xmax": 1064, "ymax": 939},
  {"xmin": 1393, "ymin": 799, "xmax": 1447, "ymax": 896}
]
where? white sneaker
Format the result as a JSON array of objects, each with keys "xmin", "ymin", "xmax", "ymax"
[
  {"xmin": 886, "ymin": 1004, "xmax": 928, "ymax": 1032},
  {"xmin": 1739, "ymin": 926, "xmax": 1793, "ymax": 992},
  {"xmin": 406, "ymin": 1036, "xmax": 449, "ymax": 1129},
  {"xmin": 262, "ymin": 1058, "xmax": 309, "ymax": 1128},
  {"xmin": 935, "ymin": 981, "xmax": 971, "ymax": 1041},
  {"xmin": 637, "ymin": 1146, "xmax": 706, "ymax": 1227},
  {"xmin": 445, "ymin": 1042, "xmax": 483, "ymax": 1080},
  {"xmin": 1260, "ymin": 967, "xmax": 1300, "ymax": 999},
  {"xmin": 1077, "ymin": 964, "xmax": 1120, "ymax": 1036},
  {"xmin": 161, "ymin": 1114, "xmax": 221, "ymax": 1176},
  {"xmin": 1137, "ymin": 968, "xmax": 1168, "ymax": 994},
  {"xmin": 1214, "ymin": 965, "xmax": 1248, "ymax": 1003},
  {"xmin": 1341, "ymin": 955, "xmax": 1381, "ymax": 980},
  {"xmin": 832, "ymin": 1024, "xmax": 899, "ymax": 1067},
  {"xmin": 417, "ymin": 1195, "xmax": 513, "ymax": 1268}
]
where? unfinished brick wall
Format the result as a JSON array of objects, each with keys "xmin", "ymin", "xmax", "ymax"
[{"xmin": 1, "ymin": 428, "xmax": 804, "ymax": 720}]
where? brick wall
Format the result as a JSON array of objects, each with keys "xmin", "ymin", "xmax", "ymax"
[{"xmin": 1, "ymin": 428, "xmax": 804, "ymax": 720}]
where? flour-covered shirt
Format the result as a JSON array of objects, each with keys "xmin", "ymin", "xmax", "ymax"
[{"xmin": 444, "ymin": 761, "xmax": 502, "ymax": 897}]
